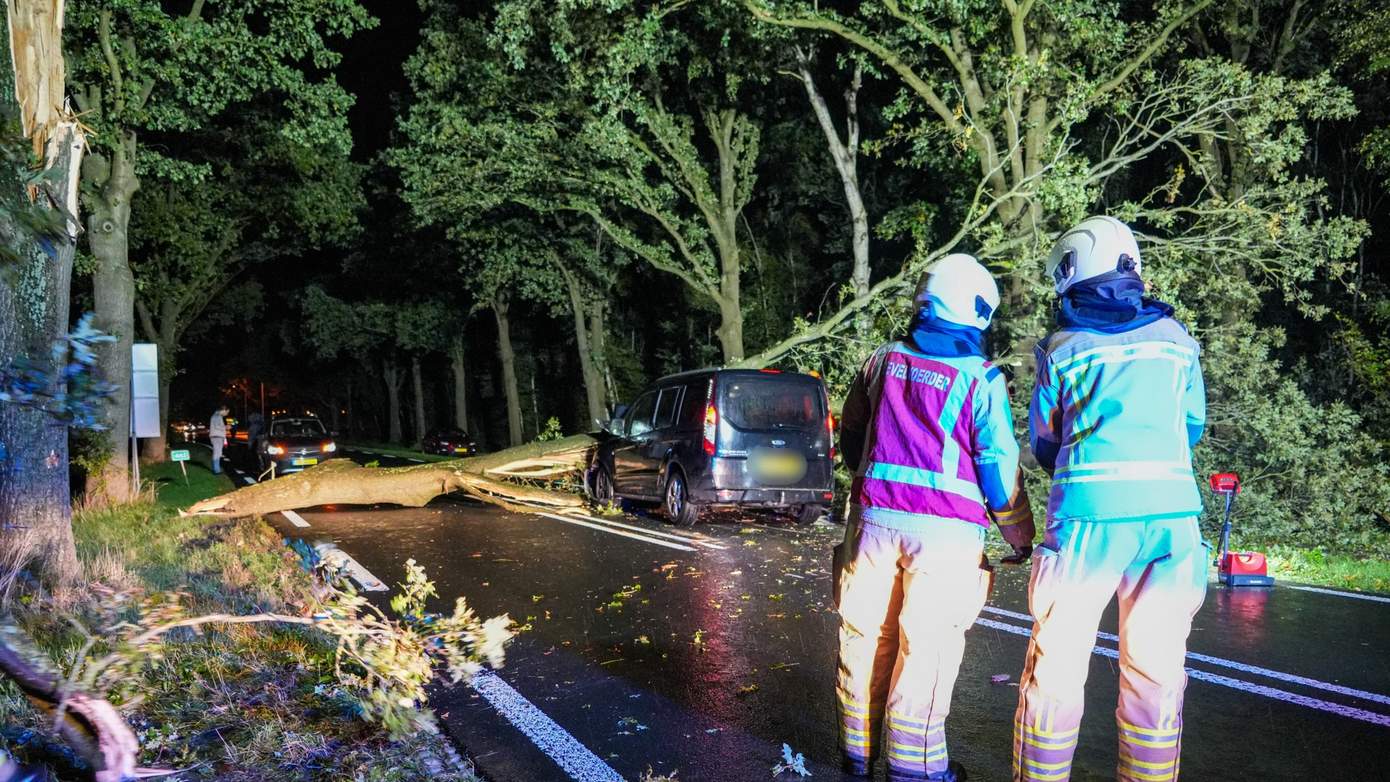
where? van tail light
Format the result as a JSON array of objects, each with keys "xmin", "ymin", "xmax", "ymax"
[
  {"xmin": 826, "ymin": 410, "xmax": 836, "ymax": 461},
  {"xmin": 702, "ymin": 377, "xmax": 718, "ymax": 456},
  {"xmin": 703, "ymin": 404, "xmax": 718, "ymax": 456}
]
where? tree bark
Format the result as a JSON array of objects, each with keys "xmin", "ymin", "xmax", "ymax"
[
  {"xmin": 493, "ymin": 297, "xmax": 523, "ymax": 447},
  {"xmin": 410, "ymin": 355, "xmax": 427, "ymax": 446},
  {"xmin": 0, "ymin": 121, "xmax": 85, "ymax": 591},
  {"xmin": 382, "ymin": 359, "xmax": 403, "ymax": 444},
  {"xmin": 795, "ymin": 53, "xmax": 870, "ymax": 328},
  {"xmin": 560, "ymin": 267, "xmax": 608, "ymax": 428},
  {"xmin": 83, "ymin": 134, "xmax": 139, "ymax": 502},
  {"xmin": 449, "ymin": 334, "xmax": 468, "ymax": 432},
  {"xmin": 185, "ymin": 435, "xmax": 597, "ymax": 518}
]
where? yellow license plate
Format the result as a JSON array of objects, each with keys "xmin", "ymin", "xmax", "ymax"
[
  {"xmin": 293, "ymin": 457, "xmax": 318, "ymax": 466},
  {"xmin": 752, "ymin": 451, "xmax": 806, "ymax": 482}
]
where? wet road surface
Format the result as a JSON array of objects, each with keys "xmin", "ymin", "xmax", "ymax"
[{"xmin": 223, "ymin": 447, "xmax": 1390, "ymax": 781}]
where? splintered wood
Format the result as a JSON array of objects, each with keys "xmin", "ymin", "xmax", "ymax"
[{"xmin": 6, "ymin": 1, "xmax": 68, "ymax": 155}]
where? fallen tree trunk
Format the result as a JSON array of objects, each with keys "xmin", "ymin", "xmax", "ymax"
[{"xmin": 185, "ymin": 435, "xmax": 598, "ymax": 518}]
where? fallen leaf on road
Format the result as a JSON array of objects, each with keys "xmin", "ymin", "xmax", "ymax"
[
  {"xmin": 769, "ymin": 662, "xmax": 799, "ymax": 671},
  {"xmin": 532, "ymin": 594, "xmax": 545, "ymax": 602},
  {"xmin": 736, "ymin": 684, "xmax": 759, "ymax": 697}
]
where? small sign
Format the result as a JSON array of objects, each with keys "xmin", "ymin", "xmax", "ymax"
[{"xmin": 170, "ymin": 450, "xmax": 190, "ymax": 462}]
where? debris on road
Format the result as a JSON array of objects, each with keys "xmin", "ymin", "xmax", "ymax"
[{"xmin": 772, "ymin": 743, "xmax": 812, "ymax": 778}]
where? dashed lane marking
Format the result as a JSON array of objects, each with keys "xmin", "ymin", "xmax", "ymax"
[
  {"xmin": 1284, "ymin": 584, "xmax": 1390, "ymax": 604},
  {"xmin": 472, "ymin": 670, "xmax": 625, "ymax": 782},
  {"xmin": 533, "ymin": 512, "xmax": 697, "ymax": 552},
  {"xmin": 981, "ymin": 605, "xmax": 1390, "ymax": 707},
  {"xmin": 282, "ymin": 510, "xmax": 311, "ymax": 528},
  {"xmin": 975, "ymin": 617, "xmax": 1390, "ymax": 727}
]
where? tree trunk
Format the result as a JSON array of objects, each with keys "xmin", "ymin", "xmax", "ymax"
[
  {"xmin": 383, "ymin": 359, "xmax": 403, "ymax": 444},
  {"xmin": 0, "ymin": 121, "xmax": 84, "ymax": 591},
  {"xmin": 449, "ymin": 335, "xmax": 468, "ymax": 432},
  {"xmin": 410, "ymin": 355, "xmax": 427, "ymax": 446},
  {"xmin": 84, "ymin": 135, "xmax": 139, "ymax": 502},
  {"xmin": 715, "ymin": 293, "xmax": 744, "ymax": 365},
  {"xmin": 493, "ymin": 298, "xmax": 523, "ymax": 447},
  {"xmin": 796, "ymin": 54, "xmax": 870, "ymax": 330},
  {"xmin": 135, "ymin": 300, "xmax": 175, "ymax": 463},
  {"xmin": 186, "ymin": 434, "xmax": 598, "ymax": 518},
  {"xmin": 561, "ymin": 268, "xmax": 608, "ymax": 428}
]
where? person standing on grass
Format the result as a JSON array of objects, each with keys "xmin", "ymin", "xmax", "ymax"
[
  {"xmin": 1013, "ymin": 216, "xmax": 1207, "ymax": 782},
  {"xmin": 209, "ymin": 405, "xmax": 230, "ymax": 475},
  {"xmin": 836, "ymin": 253, "xmax": 1035, "ymax": 782}
]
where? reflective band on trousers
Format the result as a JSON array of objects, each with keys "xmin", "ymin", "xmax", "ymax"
[{"xmin": 863, "ymin": 461, "xmax": 985, "ymax": 505}]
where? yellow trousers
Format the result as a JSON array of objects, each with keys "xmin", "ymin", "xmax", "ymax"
[
  {"xmin": 1013, "ymin": 517, "xmax": 1209, "ymax": 782},
  {"xmin": 836, "ymin": 517, "xmax": 992, "ymax": 780}
]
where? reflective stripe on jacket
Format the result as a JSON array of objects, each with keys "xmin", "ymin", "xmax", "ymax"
[
  {"xmin": 841, "ymin": 341, "xmax": 1023, "ymax": 530},
  {"xmin": 1030, "ymin": 318, "xmax": 1206, "ymax": 523}
]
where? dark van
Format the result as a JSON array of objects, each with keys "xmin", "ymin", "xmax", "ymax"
[{"xmin": 587, "ymin": 369, "xmax": 835, "ymax": 526}]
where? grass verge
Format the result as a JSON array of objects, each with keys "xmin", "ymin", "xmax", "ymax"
[{"xmin": 0, "ymin": 454, "xmax": 483, "ymax": 781}]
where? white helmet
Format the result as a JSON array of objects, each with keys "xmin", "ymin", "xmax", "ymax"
[
  {"xmin": 912, "ymin": 253, "xmax": 1000, "ymax": 330},
  {"xmin": 1046, "ymin": 216, "xmax": 1142, "ymax": 294}
]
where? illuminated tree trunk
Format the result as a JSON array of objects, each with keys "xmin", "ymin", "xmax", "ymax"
[
  {"xmin": 449, "ymin": 334, "xmax": 468, "ymax": 432},
  {"xmin": 411, "ymin": 354, "xmax": 427, "ymax": 446},
  {"xmin": 560, "ymin": 266, "xmax": 608, "ymax": 428},
  {"xmin": 0, "ymin": 0, "xmax": 85, "ymax": 587},
  {"xmin": 83, "ymin": 136, "xmax": 139, "ymax": 502},
  {"xmin": 382, "ymin": 359, "xmax": 403, "ymax": 444},
  {"xmin": 493, "ymin": 296, "xmax": 523, "ymax": 447}
]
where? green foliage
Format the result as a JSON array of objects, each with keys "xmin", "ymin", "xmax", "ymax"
[{"xmin": 537, "ymin": 416, "xmax": 565, "ymax": 441}]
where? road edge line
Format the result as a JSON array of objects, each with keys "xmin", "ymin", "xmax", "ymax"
[
  {"xmin": 533, "ymin": 512, "xmax": 696, "ymax": 552},
  {"xmin": 471, "ymin": 670, "xmax": 625, "ymax": 782}
]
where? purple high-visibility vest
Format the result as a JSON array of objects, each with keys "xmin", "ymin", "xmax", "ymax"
[{"xmin": 850, "ymin": 343, "xmax": 992, "ymax": 527}]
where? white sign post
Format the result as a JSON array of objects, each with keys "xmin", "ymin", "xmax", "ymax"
[{"xmin": 131, "ymin": 343, "xmax": 160, "ymax": 494}]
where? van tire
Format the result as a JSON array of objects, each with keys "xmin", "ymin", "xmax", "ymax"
[
  {"xmin": 793, "ymin": 504, "xmax": 825, "ymax": 525},
  {"xmin": 588, "ymin": 466, "xmax": 615, "ymax": 505},
  {"xmin": 663, "ymin": 469, "xmax": 701, "ymax": 527}
]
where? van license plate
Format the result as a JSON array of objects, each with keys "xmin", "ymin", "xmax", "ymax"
[
  {"xmin": 751, "ymin": 450, "xmax": 806, "ymax": 484},
  {"xmin": 293, "ymin": 457, "xmax": 318, "ymax": 466}
]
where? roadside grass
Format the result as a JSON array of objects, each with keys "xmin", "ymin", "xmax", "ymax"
[
  {"xmin": 1263, "ymin": 545, "xmax": 1390, "ymax": 594},
  {"xmin": 0, "ymin": 456, "xmax": 482, "ymax": 781}
]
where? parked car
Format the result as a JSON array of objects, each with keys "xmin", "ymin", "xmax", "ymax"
[
  {"xmin": 422, "ymin": 428, "xmax": 479, "ymax": 456},
  {"xmin": 257, "ymin": 417, "xmax": 338, "ymax": 476},
  {"xmin": 587, "ymin": 369, "xmax": 835, "ymax": 526}
]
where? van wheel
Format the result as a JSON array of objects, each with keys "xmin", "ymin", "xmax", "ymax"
[
  {"xmin": 793, "ymin": 504, "xmax": 825, "ymax": 525},
  {"xmin": 663, "ymin": 469, "xmax": 701, "ymax": 527},
  {"xmin": 588, "ymin": 467, "xmax": 615, "ymax": 505}
]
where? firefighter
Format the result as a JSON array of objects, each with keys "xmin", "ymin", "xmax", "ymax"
[
  {"xmin": 837, "ymin": 253, "xmax": 1035, "ymax": 782},
  {"xmin": 1013, "ymin": 216, "xmax": 1208, "ymax": 782}
]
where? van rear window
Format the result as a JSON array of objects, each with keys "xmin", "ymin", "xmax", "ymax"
[{"xmin": 720, "ymin": 376, "xmax": 821, "ymax": 430}]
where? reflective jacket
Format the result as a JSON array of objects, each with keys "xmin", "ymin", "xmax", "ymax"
[
  {"xmin": 1030, "ymin": 318, "xmax": 1206, "ymax": 522},
  {"xmin": 841, "ymin": 341, "xmax": 1031, "ymax": 531}
]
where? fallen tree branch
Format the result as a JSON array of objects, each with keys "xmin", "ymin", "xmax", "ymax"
[{"xmin": 184, "ymin": 435, "xmax": 598, "ymax": 518}]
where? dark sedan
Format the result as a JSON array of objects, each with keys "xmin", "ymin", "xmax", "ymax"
[
  {"xmin": 422, "ymin": 428, "xmax": 479, "ymax": 457},
  {"xmin": 257, "ymin": 417, "xmax": 338, "ymax": 476}
]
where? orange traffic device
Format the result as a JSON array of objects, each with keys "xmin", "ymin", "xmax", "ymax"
[{"xmin": 1210, "ymin": 472, "xmax": 1274, "ymax": 587}]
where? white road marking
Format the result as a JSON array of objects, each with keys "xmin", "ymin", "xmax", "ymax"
[
  {"xmin": 311, "ymin": 542, "xmax": 388, "ymax": 592},
  {"xmin": 281, "ymin": 510, "xmax": 311, "ymax": 528},
  {"xmin": 981, "ymin": 605, "xmax": 1390, "ymax": 707},
  {"xmin": 567, "ymin": 512, "xmax": 728, "ymax": 550},
  {"xmin": 472, "ymin": 670, "xmax": 625, "ymax": 782},
  {"xmin": 405, "ymin": 457, "xmax": 423, "ymax": 463},
  {"xmin": 534, "ymin": 512, "xmax": 696, "ymax": 552},
  {"xmin": 1284, "ymin": 584, "xmax": 1390, "ymax": 604},
  {"xmin": 975, "ymin": 617, "xmax": 1390, "ymax": 727}
]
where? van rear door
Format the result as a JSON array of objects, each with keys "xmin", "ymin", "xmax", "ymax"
[{"xmin": 716, "ymin": 372, "xmax": 830, "ymax": 488}]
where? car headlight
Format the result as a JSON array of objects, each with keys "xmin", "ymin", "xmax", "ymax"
[
  {"xmin": 267, "ymin": 444, "xmax": 285, "ymax": 455},
  {"xmin": 323, "ymin": 441, "xmax": 337, "ymax": 453}
]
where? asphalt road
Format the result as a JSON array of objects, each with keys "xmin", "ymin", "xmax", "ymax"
[{"xmin": 219, "ymin": 446, "xmax": 1390, "ymax": 782}]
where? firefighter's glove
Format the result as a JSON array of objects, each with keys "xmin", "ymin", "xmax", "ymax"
[{"xmin": 1001, "ymin": 544, "xmax": 1033, "ymax": 565}]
